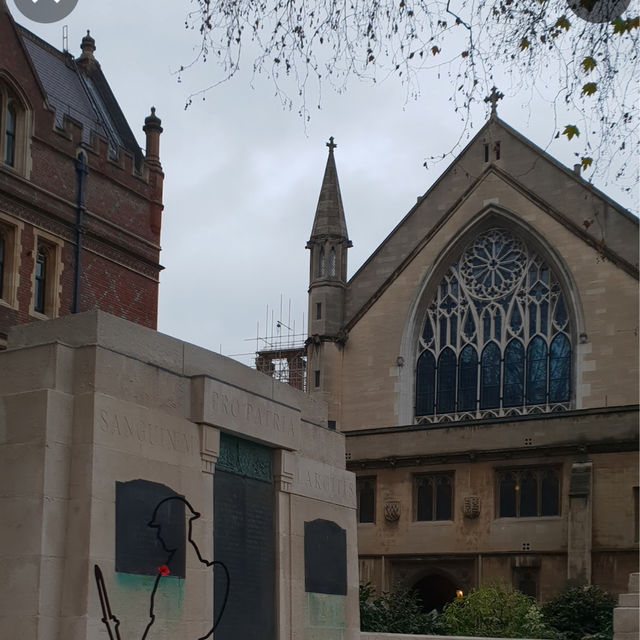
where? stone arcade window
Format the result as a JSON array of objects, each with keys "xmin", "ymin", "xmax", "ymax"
[
  {"xmin": 357, "ymin": 476, "xmax": 376, "ymax": 523},
  {"xmin": 415, "ymin": 227, "xmax": 572, "ymax": 424},
  {"xmin": 497, "ymin": 467, "xmax": 560, "ymax": 518},
  {"xmin": 414, "ymin": 472, "xmax": 453, "ymax": 521}
]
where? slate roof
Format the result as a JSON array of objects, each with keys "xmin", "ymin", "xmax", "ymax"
[{"xmin": 17, "ymin": 25, "xmax": 141, "ymax": 162}]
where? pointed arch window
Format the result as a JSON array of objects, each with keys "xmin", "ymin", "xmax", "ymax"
[
  {"xmin": 328, "ymin": 247, "xmax": 337, "ymax": 277},
  {"xmin": 318, "ymin": 247, "xmax": 326, "ymax": 277},
  {"xmin": 415, "ymin": 227, "xmax": 572, "ymax": 423}
]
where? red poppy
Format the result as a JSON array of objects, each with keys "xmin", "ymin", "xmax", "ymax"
[{"xmin": 158, "ymin": 565, "xmax": 170, "ymax": 576}]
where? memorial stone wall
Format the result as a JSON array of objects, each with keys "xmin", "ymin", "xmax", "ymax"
[{"xmin": 0, "ymin": 310, "xmax": 359, "ymax": 640}]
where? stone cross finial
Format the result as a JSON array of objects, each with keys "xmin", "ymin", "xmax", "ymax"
[
  {"xmin": 484, "ymin": 86, "xmax": 504, "ymax": 117},
  {"xmin": 326, "ymin": 137, "xmax": 337, "ymax": 152}
]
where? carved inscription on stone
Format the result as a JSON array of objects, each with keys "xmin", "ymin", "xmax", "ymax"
[
  {"xmin": 95, "ymin": 396, "xmax": 197, "ymax": 461},
  {"xmin": 193, "ymin": 377, "xmax": 301, "ymax": 450},
  {"xmin": 281, "ymin": 452, "xmax": 356, "ymax": 509},
  {"xmin": 99, "ymin": 409, "xmax": 196, "ymax": 453}
]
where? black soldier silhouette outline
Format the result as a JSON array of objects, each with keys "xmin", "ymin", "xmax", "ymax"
[{"xmin": 95, "ymin": 496, "xmax": 230, "ymax": 640}]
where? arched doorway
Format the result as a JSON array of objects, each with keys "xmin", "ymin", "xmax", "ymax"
[{"xmin": 413, "ymin": 573, "xmax": 458, "ymax": 613}]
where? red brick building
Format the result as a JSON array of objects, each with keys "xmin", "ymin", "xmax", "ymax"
[{"xmin": 0, "ymin": 3, "xmax": 164, "ymax": 347}]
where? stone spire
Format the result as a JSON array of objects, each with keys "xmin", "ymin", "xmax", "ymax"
[
  {"xmin": 306, "ymin": 136, "xmax": 352, "ymax": 347},
  {"xmin": 309, "ymin": 137, "xmax": 350, "ymax": 243}
]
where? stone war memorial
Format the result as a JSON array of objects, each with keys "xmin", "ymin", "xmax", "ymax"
[{"xmin": 0, "ymin": 310, "xmax": 360, "ymax": 639}]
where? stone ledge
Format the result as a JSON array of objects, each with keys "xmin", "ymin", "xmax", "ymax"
[
  {"xmin": 618, "ymin": 593, "xmax": 639, "ymax": 608},
  {"xmin": 361, "ymin": 635, "xmax": 541, "ymax": 640}
]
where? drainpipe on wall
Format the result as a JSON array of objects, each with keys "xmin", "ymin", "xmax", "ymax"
[{"xmin": 72, "ymin": 151, "xmax": 88, "ymax": 314}]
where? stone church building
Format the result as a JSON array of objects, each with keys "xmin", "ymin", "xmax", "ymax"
[
  {"xmin": 305, "ymin": 105, "xmax": 639, "ymax": 607},
  {"xmin": 0, "ymin": 2, "xmax": 164, "ymax": 348}
]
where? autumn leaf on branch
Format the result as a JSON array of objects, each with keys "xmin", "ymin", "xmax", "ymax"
[
  {"xmin": 580, "ymin": 56, "xmax": 596, "ymax": 73},
  {"xmin": 562, "ymin": 124, "xmax": 580, "ymax": 140},
  {"xmin": 581, "ymin": 156, "xmax": 593, "ymax": 170}
]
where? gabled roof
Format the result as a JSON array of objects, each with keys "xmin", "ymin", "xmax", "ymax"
[
  {"xmin": 17, "ymin": 24, "xmax": 141, "ymax": 162},
  {"xmin": 344, "ymin": 116, "xmax": 639, "ymax": 329}
]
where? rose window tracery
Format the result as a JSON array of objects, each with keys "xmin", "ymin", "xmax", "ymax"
[{"xmin": 415, "ymin": 227, "xmax": 571, "ymax": 424}]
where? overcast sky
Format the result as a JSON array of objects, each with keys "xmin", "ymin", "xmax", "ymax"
[{"xmin": 9, "ymin": 0, "xmax": 637, "ymax": 367}]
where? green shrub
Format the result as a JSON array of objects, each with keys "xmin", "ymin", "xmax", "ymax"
[
  {"xmin": 440, "ymin": 584, "xmax": 553, "ymax": 638},
  {"xmin": 541, "ymin": 584, "xmax": 615, "ymax": 640},
  {"xmin": 359, "ymin": 582, "xmax": 442, "ymax": 634}
]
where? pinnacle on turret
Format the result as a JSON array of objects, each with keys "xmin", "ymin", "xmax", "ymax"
[
  {"xmin": 309, "ymin": 136, "xmax": 350, "ymax": 243},
  {"xmin": 79, "ymin": 30, "xmax": 96, "ymax": 61}
]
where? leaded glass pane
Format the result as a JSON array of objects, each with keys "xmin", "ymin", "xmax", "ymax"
[
  {"xmin": 416, "ymin": 477, "xmax": 434, "ymax": 521},
  {"xmin": 509, "ymin": 303, "xmax": 523, "ymax": 336},
  {"xmin": 463, "ymin": 311, "xmax": 476, "ymax": 342},
  {"xmin": 435, "ymin": 475, "xmax": 452, "ymax": 520},
  {"xmin": 499, "ymin": 472, "xmax": 517, "ymax": 517},
  {"xmin": 504, "ymin": 339, "xmax": 524, "ymax": 407},
  {"xmin": 450, "ymin": 315, "xmax": 458, "ymax": 349},
  {"xmin": 519, "ymin": 470, "xmax": 537, "ymax": 517},
  {"xmin": 541, "ymin": 470, "xmax": 560, "ymax": 516},
  {"xmin": 328, "ymin": 247, "xmax": 336, "ymax": 276},
  {"xmin": 526, "ymin": 337, "xmax": 547, "ymax": 404},
  {"xmin": 493, "ymin": 308, "xmax": 502, "ymax": 341},
  {"xmin": 480, "ymin": 342, "xmax": 500, "ymax": 409},
  {"xmin": 458, "ymin": 345, "xmax": 478, "ymax": 411},
  {"xmin": 416, "ymin": 351, "xmax": 435, "ymax": 416},
  {"xmin": 553, "ymin": 296, "xmax": 568, "ymax": 330},
  {"xmin": 549, "ymin": 334, "xmax": 571, "ymax": 403},
  {"xmin": 422, "ymin": 316, "xmax": 434, "ymax": 347},
  {"xmin": 437, "ymin": 348, "xmax": 456, "ymax": 414},
  {"xmin": 34, "ymin": 247, "xmax": 46, "ymax": 314},
  {"xmin": 4, "ymin": 102, "xmax": 16, "ymax": 166},
  {"xmin": 358, "ymin": 478, "xmax": 376, "ymax": 523}
]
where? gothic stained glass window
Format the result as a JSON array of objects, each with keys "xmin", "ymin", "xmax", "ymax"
[
  {"xmin": 415, "ymin": 473, "xmax": 454, "ymax": 521},
  {"xmin": 437, "ymin": 348, "xmax": 456, "ymax": 413},
  {"xmin": 458, "ymin": 345, "xmax": 478, "ymax": 411},
  {"xmin": 415, "ymin": 227, "xmax": 572, "ymax": 423},
  {"xmin": 498, "ymin": 467, "xmax": 560, "ymax": 518}
]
